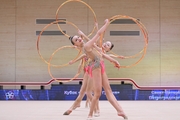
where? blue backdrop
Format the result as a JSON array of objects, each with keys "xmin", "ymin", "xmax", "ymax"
[{"xmin": 0, "ymin": 84, "xmax": 180, "ymax": 100}]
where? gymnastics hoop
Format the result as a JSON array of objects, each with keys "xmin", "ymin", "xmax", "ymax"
[
  {"xmin": 48, "ymin": 47, "xmax": 85, "ymax": 83},
  {"xmin": 108, "ymin": 15, "xmax": 148, "ymax": 58},
  {"xmin": 105, "ymin": 15, "xmax": 148, "ymax": 68},
  {"xmin": 55, "ymin": 0, "xmax": 98, "ymax": 38},
  {"xmin": 37, "ymin": 19, "xmax": 82, "ymax": 67}
]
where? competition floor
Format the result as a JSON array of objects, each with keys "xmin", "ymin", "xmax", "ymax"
[{"xmin": 0, "ymin": 101, "xmax": 179, "ymax": 120}]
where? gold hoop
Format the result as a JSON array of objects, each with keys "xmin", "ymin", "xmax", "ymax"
[
  {"xmin": 106, "ymin": 15, "xmax": 148, "ymax": 68},
  {"xmin": 55, "ymin": 0, "xmax": 98, "ymax": 38},
  {"xmin": 37, "ymin": 19, "xmax": 82, "ymax": 67},
  {"xmin": 48, "ymin": 48, "xmax": 85, "ymax": 83}
]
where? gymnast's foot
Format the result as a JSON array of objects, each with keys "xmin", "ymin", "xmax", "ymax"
[
  {"xmin": 123, "ymin": 116, "xmax": 128, "ymax": 120},
  {"xmin": 63, "ymin": 110, "xmax": 72, "ymax": 115},
  {"xmin": 118, "ymin": 112, "xmax": 128, "ymax": 120},
  {"xmin": 86, "ymin": 116, "xmax": 93, "ymax": 120},
  {"xmin": 73, "ymin": 105, "xmax": 80, "ymax": 110},
  {"xmin": 94, "ymin": 110, "xmax": 100, "ymax": 117}
]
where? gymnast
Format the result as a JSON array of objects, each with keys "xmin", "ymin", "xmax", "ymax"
[
  {"xmin": 68, "ymin": 19, "xmax": 128, "ymax": 120},
  {"xmin": 63, "ymin": 54, "xmax": 99, "ymax": 116},
  {"xmin": 63, "ymin": 40, "xmax": 119, "ymax": 116}
]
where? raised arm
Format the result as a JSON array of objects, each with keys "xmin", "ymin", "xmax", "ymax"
[
  {"xmin": 93, "ymin": 43, "xmax": 102, "ymax": 52},
  {"xmin": 78, "ymin": 30, "xmax": 91, "ymax": 42},
  {"xmin": 78, "ymin": 21, "xmax": 99, "ymax": 42},
  {"xmin": 83, "ymin": 19, "xmax": 109, "ymax": 51},
  {"xmin": 77, "ymin": 29, "xmax": 103, "ymax": 52}
]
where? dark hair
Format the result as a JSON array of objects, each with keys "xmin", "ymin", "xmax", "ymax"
[
  {"xmin": 69, "ymin": 36, "xmax": 74, "ymax": 45},
  {"xmin": 110, "ymin": 43, "xmax": 114, "ymax": 50}
]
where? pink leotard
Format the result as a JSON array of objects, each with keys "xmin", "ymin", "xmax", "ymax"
[{"xmin": 88, "ymin": 60, "xmax": 105, "ymax": 77}]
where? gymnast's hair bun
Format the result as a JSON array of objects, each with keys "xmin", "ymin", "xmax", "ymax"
[{"xmin": 69, "ymin": 36, "xmax": 73, "ymax": 41}]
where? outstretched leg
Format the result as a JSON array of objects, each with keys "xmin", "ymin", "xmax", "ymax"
[
  {"xmin": 102, "ymin": 72, "xmax": 128, "ymax": 119},
  {"xmin": 63, "ymin": 73, "xmax": 89, "ymax": 115}
]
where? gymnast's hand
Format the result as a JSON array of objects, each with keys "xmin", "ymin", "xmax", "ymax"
[
  {"xmin": 69, "ymin": 60, "xmax": 74, "ymax": 65},
  {"xmin": 104, "ymin": 19, "xmax": 109, "ymax": 24},
  {"xmin": 114, "ymin": 61, "xmax": 120, "ymax": 69}
]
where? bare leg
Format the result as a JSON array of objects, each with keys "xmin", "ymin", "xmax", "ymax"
[
  {"xmin": 87, "ymin": 68, "xmax": 102, "ymax": 119},
  {"xmin": 86, "ymin": 77, "xmax": 93, "ymax": 108},
  {"xmin": 85, "ymin": 97, "xmax": 90, "ymax": 108},
  {"xmin": 102, "ymin": 72, "xmax": 128, "ymax": 119},
  {"xmin": 63, "ymin": 73, "xmax": 88, "ymax": 115},
  {"xmin": 94, "ymin": 100, "xmax": 100, "ymax": 117},
  {"xmin": 86, "ymin": 75, "xmax": 101, "ymax": 117}
]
